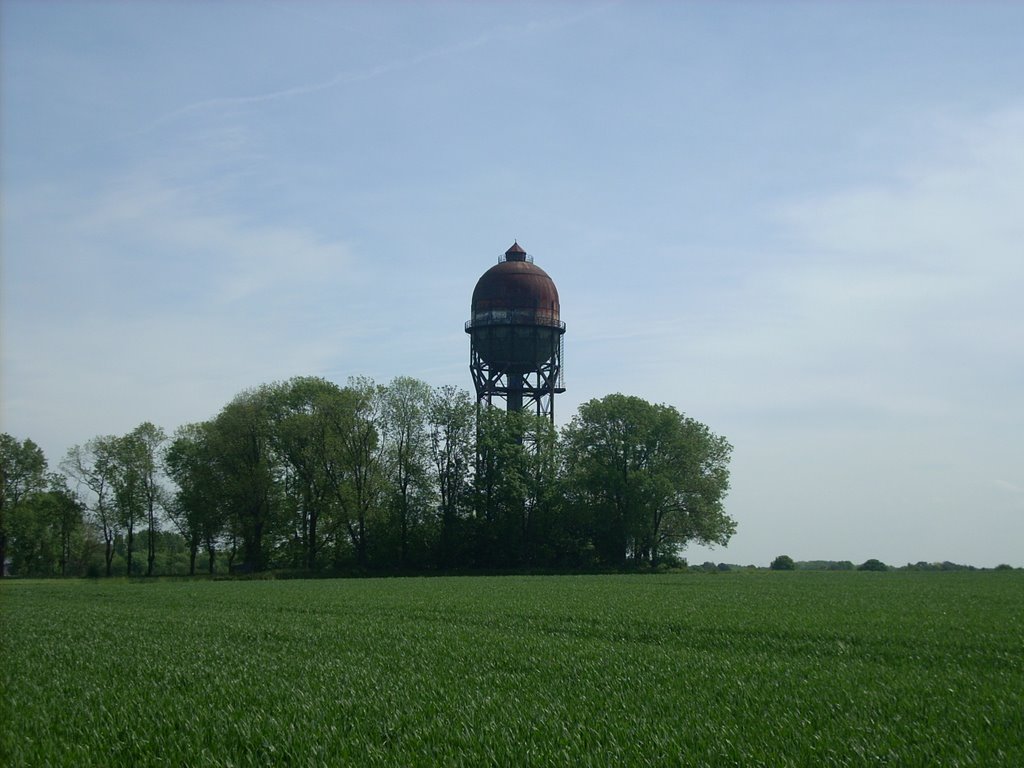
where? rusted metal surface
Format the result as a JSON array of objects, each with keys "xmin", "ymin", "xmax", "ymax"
[{"xmin": 469, "ymin": 242, "xmax": 561, "ymax": 327}]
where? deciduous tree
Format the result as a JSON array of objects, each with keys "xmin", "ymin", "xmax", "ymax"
[
  {"xmin": 770, "ymin": 554, "xmax": 796, "ymax": 571},
  {"xmin": 327, "ymin": 377, "xmax": 385, "ymax": 568},
  {"xmin": 6, "ymin": 474, "xmax": 85, "ymax": 576},
  {"xmin": 473, "ymin": 409, "xmax": 557, "ymax": 567},
  {"xmin": 164, "ymin": 421, "xmax": 224, "ymax": 575},
  {"xmin": 210, "ymin": 387, "xmax": 280, "ymax": 572},
  {"xmin": 109, "ymin": 431, "xmax": 151, "ymax": 576},
  {"xmin": 561, "ymin": 394, "xmax": 734, "ymax": 566},
  {"xmin": 126, "ymin": 422, "xmax": 168, "ymax": 576},
  {"xmin": 62, "ymin": 436, "xmax": 120, "ymax": 576},
  {"xmin": 0, "ymin": 434, "xmax": 48, "ymax": 577},
  {"xmin": 427, "ymin": 385, "xmax": 475, "ymax": 568},
  {"xmin": 379, "ymin": 376, "xmax": 434, "ymax": 568},
  {"xmin": 266, "ymin": 376, "xmax": 355, "ymax": 571}
]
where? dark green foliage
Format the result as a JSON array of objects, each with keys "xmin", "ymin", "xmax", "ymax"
[
  {"xmin": 793, "ymin": 560, "xmax": 855, "ymax": 571},
  {"xmin": 263, "ymin": 376, "xmax": 367, "ymax": 571},
  {"xmin": 561, "ymin": 394, "xmax": 734, "ymax": 567},
  {"xmin": 1, "ymin": 438, "xmax": 95, "ymax": 578},
  {"xmin": 13, "ymin": 382, "xmax": 736, "ymax": 575},
  {"xmin": 378, "ymin": 376, "xmax": 435, "ymax": 569},
  {"xmin": 0, "ymin": 434, "xmax": 48, "ymax": 577},
  {"xmin": 900, "ymin": 560, "xmax": 977, "ymax": 572},
  {"xmin": 5, "ymin": 476, "xmax": 87, "ymax": 577},
  {"xmin": 471, "ymin": 408, "xmax": 559, "ymax": 568},
  {"xmin": 108, "ymin": 423, "xmax": 167, "ymax": 577},
  {"xmin": 828, "ymin": 560, "xmax": 855, "ymax": 571},
  {"xmin": 165, "ymin": 422, "xmax": 225, "ymax": 575},
  {"xmin": 62, "ymin": 436, "xmax": 120, "ymax": 576},
  {"xmin": 428, "ymin": 385, "xmax": 475, "ymax": 569},
  {"xmin": 210, "ymin": 387, "xmax": 280, "ymax": 572},
  {"xmin": 858, "ymin": 558, "xmax": 889, "ymax": 571},
  {"xmin": 770, "ymin": 554, "xmax": 796, "ymax": 570}
]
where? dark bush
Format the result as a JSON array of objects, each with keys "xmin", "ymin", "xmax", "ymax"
[
  {"xmin": 858, "ymin": 558, "xmax": 888, "ymax": 572},
  {"xmin": 770, "ymin": 555, "xmax": 796, "ymax": 571}
]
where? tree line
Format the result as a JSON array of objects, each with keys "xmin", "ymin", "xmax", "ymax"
[{"xmin": 1, "ymin": 376, "xmax": 734, "ymax": 578}]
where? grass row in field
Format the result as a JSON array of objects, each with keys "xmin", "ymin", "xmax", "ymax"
[{"xmin": 2, "ymin": 572, "xmax": 1022, "ymax": 766}]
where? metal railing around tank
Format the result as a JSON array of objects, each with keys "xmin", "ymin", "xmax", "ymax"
[
  {"xmin": 465, "ymin": 311, "xmax": 566, "ymax": 332},
  {"xmin": 498, "ymin": 252, "xmax": 533, "ymax": 264}
]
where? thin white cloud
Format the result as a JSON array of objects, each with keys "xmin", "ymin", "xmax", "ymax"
[
  {"xmin": 143, "ymin": 33, "xmax": 498, "ymax": 133},
  {"xmin": 69, "ymin": 177, "xmax": 356, "ymax": 307},
  {"xmin": 142, "ymin": 3, "xmax": 615, "ymax": 132},
  {"xmin": 1, "ymin": 175, "xmax": 365, "ymax": 459},
  {"xmin": 688, "ymin": 107, "xmax": 1024, "ymax": 399},
  {"xmin": 681, "ymin": 106, "xmax": 1024, "ymax": 568},
  {"xmin": 146, "ymin": 63, "xmax": 400, "ymax": 131},
  {"xmin": 994, "ymin": 479, "xmax": 1024, "ymax": 495},
  {"xmin": 778, "ymin": 107, "xmax": 1024, "ymax": 269}
]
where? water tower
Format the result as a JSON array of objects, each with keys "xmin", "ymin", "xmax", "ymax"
[{"xmin": 465, "ymin": 242, "xmax": 566, "ymax": 421}]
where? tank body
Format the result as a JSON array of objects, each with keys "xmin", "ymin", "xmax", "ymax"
[{"xmin": 468, "ymin": 252, "xmax": 562, "ymax": 375}]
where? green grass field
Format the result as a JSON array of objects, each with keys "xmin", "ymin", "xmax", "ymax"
[{"xmin": 2, "ymin": 572, "xmax": 1022, "ymax": 766}]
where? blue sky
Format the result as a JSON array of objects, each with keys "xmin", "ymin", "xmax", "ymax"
[{"xmin": 3, "ymin": 1, "xmax": 1022, "ymax": 567}]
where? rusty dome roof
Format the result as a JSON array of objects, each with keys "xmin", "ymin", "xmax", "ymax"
[{"xmin": 471, "ymin": 242, "xmax": 560, "ymax": 315}]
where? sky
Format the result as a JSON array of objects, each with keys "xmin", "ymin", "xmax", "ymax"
[{"xmin": 2, "ymin": 1, "xmax": 1022, "ymax": 568}]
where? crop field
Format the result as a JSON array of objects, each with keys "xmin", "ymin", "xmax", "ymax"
[{"xmin": 2, "ymin": 572, "xmax": 1022, "ymax": 767}]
